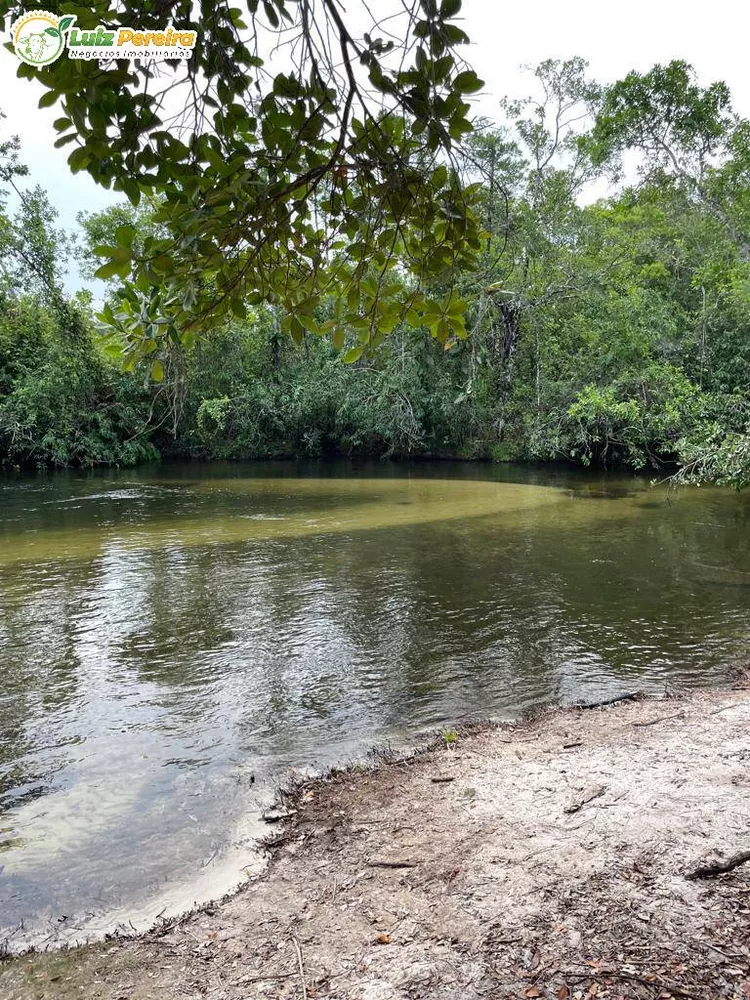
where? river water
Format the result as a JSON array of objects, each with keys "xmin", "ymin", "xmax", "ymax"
[{"xmin": 1, "ymin": 461, "xmax": 749, "ymax": 948}]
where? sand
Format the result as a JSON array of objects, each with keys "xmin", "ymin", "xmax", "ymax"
[{"xmin": 2, "ymin": 677, "xmax": 750, "ymax": 1000}]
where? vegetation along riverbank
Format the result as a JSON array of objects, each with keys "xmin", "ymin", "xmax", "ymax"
[
  {"xmin": 2, "ymin": 56, "xmax": 750, "ymax": 488},
  {"xmin": 2, "ymin": 673, "xmax": 749, "ymax": 999}
]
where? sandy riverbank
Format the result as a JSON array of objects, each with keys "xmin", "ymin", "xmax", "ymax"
[{"xmin": 2, "ymin": 677, "xmax": 750, "ymax": 1000}]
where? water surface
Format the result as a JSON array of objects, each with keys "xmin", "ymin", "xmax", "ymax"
[{"xmin": 1, "ymin": 461, "xmax": 748, "ymax": 947}]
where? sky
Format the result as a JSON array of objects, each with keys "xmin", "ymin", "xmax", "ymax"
[
  {"xmin": 467, "ymin": 0, "xmax": 750, "ymax": 119},
  {"xmin": 1, "ymin": 0, "xmax": 749, "ymax": 286}
]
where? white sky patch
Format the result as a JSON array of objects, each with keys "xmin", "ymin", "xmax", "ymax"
[{"xmin": 0, "ymin": 0, "xmax": 748, "ymax": 292}]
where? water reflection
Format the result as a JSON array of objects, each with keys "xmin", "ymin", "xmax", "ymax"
[{"xmin": 0, "ymin": 461, "xmax": 748, "ymax": 946}]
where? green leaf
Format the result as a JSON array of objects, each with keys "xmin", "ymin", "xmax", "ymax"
[
  {"xmin": 228, "ymin": 8, "xmax": 247, "ymax": 28},
  {"xmin": 432, "ymin": 163, "xmax": 448, "ymax": 188},
  {"xmin": 58, "ymin": 16, "xmax": 76, "ymax": 32},
  {"xmin": 68, "ymin": 147, "xmax": 91, "ymax": 173},
  {"xmin": 442, "ymin": 24, "xmax": 469, "ymax": 44},
  {"xmin": 114, "ymin": 225, "xmax": 136, "ymax": 249},
  {"xmin": 441, "ymin": 0, "xmax": 461, "ymax": 14},
  {"xmin": 121, "ymin": 179, "xmax": 141, "ymax": 206},
  {"xmin": 152, "ymin": 254, "xmax": 174, "ymax": 273},
  {"xmin": 453, "ymin": 71, "xmax": 484, "ymax": 94},
  {"xmin": 108, "ymin": 245, "xmax": 133, "ymax": 265},
  {"xmin": 289, "ymin": 316, "xmax": 305, "ymax": 345},
  {"xmin": 150, "ymin": 360, "xmax": 165, "ymax": 383},
  {"xmin": 38, "ymin": 90, "xmax": 59, "ymax": 109},
  {"xmin": 343, "ymin": 346, "xmax": 364, "ymax": 363},
  {"xmin": 263, "ymin": 1, "xmax": 280, "ymax": 28},
  {"xmin": 445, "ymin": 293, "xmax": 467, "ymax": 317},
  {"xmin": 94, "ymin": 259, "xmax": 131, "ymax": 280},
  {"xmin": 434, "ymin": 317, "xmax": 450, "ymax": 341}
]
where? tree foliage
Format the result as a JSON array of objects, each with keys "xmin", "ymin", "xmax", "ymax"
[
  {"xmin": 2, "ymin": 58, "xmax": 750, "ymax": 488},
  {"xmin": 7, "ymin": 0, "xmax": 485, "ymax": 367}
]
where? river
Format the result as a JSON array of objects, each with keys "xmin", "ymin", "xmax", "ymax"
[{"xmin": 1, "ymin": 460, "xmax": 748, "ymax": 948}]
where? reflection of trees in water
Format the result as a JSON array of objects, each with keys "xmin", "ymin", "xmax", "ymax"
[
  {"xmin": 220, "ymin": 493, "xmax": 750, "ymax": 748},
  {"xmin": 100, "ymin": 489, "xmax": 750, "ymax": 766},
  {"xmin": 205, "ymin": 525, "xmax": 563, "ymax": 749},
  {"xmin": 298, "ymin": 522, "xmax": 563, "ymax": 725},
  {"xmin": 2, "ymin": 477, "xmax": 749, "ymax": 815},
  {"xmin": 0, "ymin": 558, "xmax": 101, "ymax": 812},
  {"xmin": 109, "ymin": 545, "xmax": 237, "ymax": 684}
]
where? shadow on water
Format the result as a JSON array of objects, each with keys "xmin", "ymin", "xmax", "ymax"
[{"xmin": 0, "ymin": 459, "xmax": 749, "ymax": 946}]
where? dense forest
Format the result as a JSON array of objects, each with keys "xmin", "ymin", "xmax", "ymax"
[{"xmin": 1, "ymin": 58, "xmax": 749, "ymax": 487}]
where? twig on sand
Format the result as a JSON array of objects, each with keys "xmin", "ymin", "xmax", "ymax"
[
  {"xmin": 367, "ymin": 858, "xmax": 418, "ymax": 869},
  {"xmin": 632, "ymin": 712, "xmax": 685, "ymax": 727},
  {"xmin": 566, "ymin": 967, "xmax": 703, "ymax": 999},
  {"xmin": 238, "ymin": 972, "xmax": 296, "ymax": 985},
  {"xmin": 573, "ymin": 692, "xmax": 642, "ymax": 710},
  {"xmin": 710, "ymin": 702, "xmax": 742, "ymax": 715},
  {"xmin": 685, "ymin": 850, "xmax": 750, "ymax": 880},
  {"xmin": 564, "ymin": 783, "xmax": 607, "ymax": 815},
  {"xmin": 262, "ymin": 807, "xmax": 297, "ymax": 824},
  {"xmin": 291, "ymin": 934, "xmax": 307, "ymax": 1000}
]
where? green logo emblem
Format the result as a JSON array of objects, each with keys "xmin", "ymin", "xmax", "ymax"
[{"xmin": 11, "ymin": 10, "xmax": 76, "ymax": 66}]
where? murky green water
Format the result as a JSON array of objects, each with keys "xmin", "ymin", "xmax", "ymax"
[{"xmin": 1, "ymin": 461, "xmax": 749, "ymax": 947}]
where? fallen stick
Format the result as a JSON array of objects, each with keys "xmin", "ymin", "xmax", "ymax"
[
  {"xmin": 564, "ymin": 783, "xmax": 606, "ymax": 815},
  {"xmin": 685, "ymin": 850, "xmax": 750, "ymax": 880},
  {"xmin": 709, "ymin": 702, "xmax": 742, "ymax": 715},
  {"xmin": 262, "ymin": 807, "xmax": 297, "ymax": 823},
  {"xmin": 632, "ymin": 712, "xmax": 685, "ymax": 728},
  {"xmin": 573, "ymin": 692, "xmax": 641, "ymax": 710},
  {"xmin": 565, "ymin": 967, "xmax": 702, "ymax": 1000},
  {"xmin": 291, "ymin": 934, "xmax": 308, "ymax": 1000},
  {"xmin": 237, "ymin": 972, "xmax": 296, "ymax": 985},
  {"xmin": 367, "ymin": 858, "xmax": 418, "ymax": 869},
  {"xmin": 430, "ymin": 776, "xmax": 456, "ymax": 783},
  {"xmin": 615, "ymin": 973, "xmax": 701, "ymax": 1000}
]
